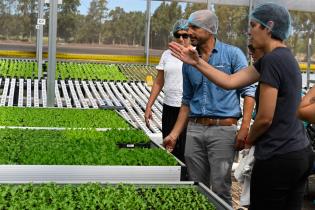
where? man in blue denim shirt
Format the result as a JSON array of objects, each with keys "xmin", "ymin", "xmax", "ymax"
[{"xmin": 164, "ymin": 10, "xmax": 256, "ymax": 205}]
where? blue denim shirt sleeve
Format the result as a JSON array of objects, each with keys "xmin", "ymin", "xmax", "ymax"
[
  {"xmin": 182, "ymin": 63, "xmax": 192, "ymax": 106},
  {"xmin": 233, "ymin": 47, "xmax": 256, "ymax": 98}
]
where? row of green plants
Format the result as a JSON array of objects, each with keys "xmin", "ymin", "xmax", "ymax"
[
  {"xmin": 55, "ymin": 62, "xmax": 127, "ymax": 81},
  {"xmin": 0, "ymin": 183, "xmax": 215, "ymax": 209},
  {"xmin": 0, "ymin": 59, "xmax": 158, "ymax": 81},
  {"xmin": 118, "ymin": 64, "xmax": 157, "ymax": 81},
  {"xmin": 0, "ymin": 128, "xmax": 177, "ymax": 165},
  {"xmin": 0, "ymin": 107, "xmax": 130, "ymax": 128},
  {"xmin": 0, "ymin": 59, "xmax": 38, "ymax": 79}
]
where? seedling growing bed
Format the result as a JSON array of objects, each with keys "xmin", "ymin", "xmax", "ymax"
[
  {"xmin": 0, "ymin": 183, "xmax": 223, "ymax": 210},
  {"xmin": 0, "ymin": 107, "xmax": 130, "ymax": 129},
  {"xmin": 56, "ymin": 62, "xmax": 127, "ymax": 81},
  {"xmin": 0, "ymin": 129, "xmax": 183, "ymax": 182}
]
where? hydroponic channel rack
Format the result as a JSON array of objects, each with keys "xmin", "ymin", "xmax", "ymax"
[{"xmin": 0, "ymin": 77, "xmax": 162, "ymax": 137}]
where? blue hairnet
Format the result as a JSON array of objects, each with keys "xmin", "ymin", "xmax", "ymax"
[
  {"xmin": 250, "ymin": 3, "xmax": 292, "ymax": 40},
  {"xmin": 188, "ymin": 10, "xmax": 218, "ymax": 34},
  {"xmin": 172, "ymin": 19, "xmax": 189, "ymax": 34}
]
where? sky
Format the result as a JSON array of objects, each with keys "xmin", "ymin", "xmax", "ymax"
[{"xmin": 79, "ymin": 0, "xmax": 186, "ymax": 14}]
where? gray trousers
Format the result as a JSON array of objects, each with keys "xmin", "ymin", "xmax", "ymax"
[{"xmin": 185, "ymin": 121, "xmax": 237, "ymax": 205}]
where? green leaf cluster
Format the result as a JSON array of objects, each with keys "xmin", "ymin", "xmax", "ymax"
[
  {"xmin": 56, "ymin": 62, "xmax": 127, "ymax": 81},
  {"xmin": 0, "ymin": 183, "xmax": 216, "ymax": 209},
  {"xmin": 0, "ymin": 59, "xmax": 38, "ymax": 79},
  {"xmin": 118, "ymin": 64, "xmax": 157, "ymax": 81},
  {"xmin": 0, "ymin": 128, "xmax": 177, "ymax": 166},
  {"xmin": 0, "ymin": 107, "xmax": 129, "ymax": 128}
]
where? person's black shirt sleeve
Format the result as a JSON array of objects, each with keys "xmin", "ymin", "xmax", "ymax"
[{"xmin": 254, "ymin": 54, "xmax": 281, "ymax": 89}]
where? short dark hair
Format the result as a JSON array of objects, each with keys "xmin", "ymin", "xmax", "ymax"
[{"xmin": 259, "ymin": 24, "xmax": 283, "ymax": 41}]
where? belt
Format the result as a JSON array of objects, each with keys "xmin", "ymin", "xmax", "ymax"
[{"xmin": 189, "ymin": 117, "xmax": 238, "ymax": 126}]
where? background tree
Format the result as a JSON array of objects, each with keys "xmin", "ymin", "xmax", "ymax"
[
  {"xmin": 75, "ymin": 0, "xmax": 108, "ymax": 44},
  {"xmin": 96, "ymin": 0, "xmax": 108, "ymax": 44},
  {"xmin": 58, "ymin": 0, "xmax": 80, "ymax": 43},
  {"xmin": 17, "ymin": 0, "xmax": 37, "ymax": 41},
  {"xmin": 72, "ymin": 14, "xmax": 87, "ymax": 43},
  {"xmin": 0, "ymin": 1, "xmax": 313, "ymax": 60},
  {"xmin": 107, "ymin": 7, "xmax": 126, "ymax": 45},
  {"xmin": 216, "ymin": 5, "xmax": 248, "ymax": 53},
  {"xmin": 151, "ymin": 2, "xmax": 182, "ymax": 49},
  {"xmin": 0, "ymin": 0, "xmax": 16, "ymax": 40},
  {"xmin": 124, "ymin": 11, "xmax": 145, "ymax": 45},
  {"xmin": 288, "ymin": 11, "xmax": 315, "ymax": 61},
  {"xmin": 183, "ymin": 2, "xmax": 207, "ymax": 18}
]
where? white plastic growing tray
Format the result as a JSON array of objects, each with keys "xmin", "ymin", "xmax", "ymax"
[
  {"xmin": 0, "ymin": 165, "xmax": 181, "ymax": 183},
  {"xmin": 0, "ymin": 134, "xmax": 185, "ymax": 183}
]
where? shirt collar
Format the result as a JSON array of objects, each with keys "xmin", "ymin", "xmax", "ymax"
[
  {"xmin": 212, "ymin": 39, "xmax": 220, "ymax": 53},
  {"xmin": 196, "ymin": 39, "xmax": 220, "ymax": 56}
]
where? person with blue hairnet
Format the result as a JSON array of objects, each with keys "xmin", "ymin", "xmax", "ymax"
[
  {"xmin": 164, "ymin": 10, "xmax": 256, "ymax": 205},
  {"xmin": 169, "ymin": 2, "xmax": 313, "ymax": 210},
  {"xmin": 145, "ymin": 19, "xmax": 190, "ymax": 163}
]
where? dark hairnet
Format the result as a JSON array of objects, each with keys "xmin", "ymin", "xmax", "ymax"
[{"xmin": 250, "ymin": 3, "xmax": 292, "ymax": 40}]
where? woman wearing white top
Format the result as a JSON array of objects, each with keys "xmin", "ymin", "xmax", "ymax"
[{"xmin": 145, "ymin": 19, "xmax": 190, "ymax": 162}]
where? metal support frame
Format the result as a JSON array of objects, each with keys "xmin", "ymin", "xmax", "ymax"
[
  {"xmin": 207, "ymin": 0, "xmax": 214, "ymax": 11},
  {"xmin": 145, "ymin": 0, "xmax": 151, "ymax": 65},
  {"xmin": 307, "ymin": 38, "xmax": 313, "ymax": 89},
  {"xmin": 47, "ymin": 0, "xmax": 58, "ymax": 107},
  {"xmin": 36, "ymin": 0, "xmax": 44, "ymax": 79},
  {"xmin": 247, "ymin": 0, "xmax": 253, "ymax": 60}
]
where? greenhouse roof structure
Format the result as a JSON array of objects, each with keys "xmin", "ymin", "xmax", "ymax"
[
  {"xmin": 153, "ymin": 0, "xmax": 315, "ymax": 12},
  {"xmin": 42, "ymin": 0, "xmax": 315, "ymax": 107}
]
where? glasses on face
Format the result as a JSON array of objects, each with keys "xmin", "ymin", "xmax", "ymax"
[{"xmin": 173, "ymin": 33, "xmax": 189, "ymax": 39}]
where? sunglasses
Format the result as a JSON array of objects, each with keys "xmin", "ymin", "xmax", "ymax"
[{"xmin": 174, "ymin": 33, "xmax": 189, "ymax": 39}]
